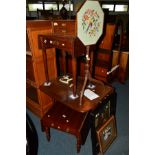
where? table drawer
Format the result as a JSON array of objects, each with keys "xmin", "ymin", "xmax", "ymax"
[
  {"xmin": 42, "ymin": 102, "xmax": 88, "ymax": 134},
  {"xmin": 52, "ymin": 20, "xmax": 76, "ymax": 36},
  {"xmin": 43, "ymin": 37, "xmax": 73, "ymax": 52}
]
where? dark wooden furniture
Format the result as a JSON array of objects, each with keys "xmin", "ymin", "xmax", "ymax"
[
  {"xmin": 94, "ymin": 23, "xmax": 118, "ymax": 83},
  {"xmin": 40, "ymin": 83, "xmax": 116, "ymax": 154},
  {"xmin": 39, "ymin": 33, "xmax": 86, "ymax": 96},
  {"xmin": 90, "ymin": 91, "xmax": 117, "ymax": 154},
  {"xmin": 40, "ymin": 77, "xmax": 114, "ymax": 113},
  {"xmin": 56, "ymin": 22, "xmax": 125, "ymax": 84},
  {"xmin": 38, "ymin": 20, "xmax": 117, "ymax": 155},
  {"xmin": 26, "ymin": 20, "xmax": 57, "ymax": 118},
  {"xmin": 39, "ymin": 20, "xmax": 96, "ymax": 99},
  {"xmin": 39, "ymin": 20, "xmax": 85, "ymax": 96},
  {"xmin": 113, "ymin": 50, "xmax": 129, "ymax": 83},
  {"xmin": 41, "ymin": 101, "xmax": 90, "ymax": 153}
]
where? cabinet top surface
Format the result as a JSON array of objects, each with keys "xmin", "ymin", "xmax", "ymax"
[{"xmin": 39, "ymin": 77, "xmax": 114, "ymax": 113}]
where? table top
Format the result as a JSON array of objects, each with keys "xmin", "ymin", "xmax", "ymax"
[{"xmin": 40, "ymin": 77, "xmax": 114, "ymax": 112}]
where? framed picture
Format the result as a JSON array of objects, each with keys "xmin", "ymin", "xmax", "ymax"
[
  {"xmin": 96, "ymin": 115, "xmax": 117, "ymax": 153},
  {"xmin": 94, "ymin": 100, "xmax": 111, "ymax": 128}
]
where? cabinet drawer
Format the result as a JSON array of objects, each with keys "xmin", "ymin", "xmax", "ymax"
[
  {"xmin": 50, "ymin": 38, "xmax": 72, "ymax": 51},
  {"xmin": 95, "ymin": 66, "xmax": 108, "ymax": 77},
  {"xmin": 26, "ymin": 55, "xmax": 35, "ymax": 82},
  {"xmin": 52, "ymin": 20, "xmax": 76, "ymax": 36}
]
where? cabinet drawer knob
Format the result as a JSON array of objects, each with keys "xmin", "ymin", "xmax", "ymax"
[
  {"xmin": 53, "ymin": 22, "xmax": 58, "ymax": 26},
  {"xmin": 62, "ymin": 114, "xmax": 66, "ymax": 118},
  {"xmin": 50, "ymin": 40, "xmax": 53, "ymax": 44},
  {"xmin": 66, "ymin": 119, "xmax": 69, "ymax": 123},
  {"xmin": 62, "ymin": 43, "xmax": 65, "ymax": 46}
]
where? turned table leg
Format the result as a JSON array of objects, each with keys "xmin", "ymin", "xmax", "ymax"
[
  {"xmin": 62, "ymin": 51, "xmax": 66, "ymax": 75},
  {"xmin": 71, "ymin": 56, "xmax": 77, "ymax": 97}
]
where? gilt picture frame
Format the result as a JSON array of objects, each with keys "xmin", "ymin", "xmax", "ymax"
[{"xmin": 96, "ymin": 115, "xmax": 117, "ymax": 153}]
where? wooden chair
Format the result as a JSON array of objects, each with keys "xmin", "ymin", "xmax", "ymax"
[{"xmin": 94, "ymin": 22, "xmax": 122, "ymax": 83}]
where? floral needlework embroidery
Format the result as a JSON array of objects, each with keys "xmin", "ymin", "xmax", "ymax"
[{"xmin": 82, "ymin": 9, "xmax": 101, "ymax": 37}]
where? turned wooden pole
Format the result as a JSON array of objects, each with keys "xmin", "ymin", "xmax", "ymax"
[{"xmin": 79, "ymin": 46, "xmax": 90, "ymax": 105}]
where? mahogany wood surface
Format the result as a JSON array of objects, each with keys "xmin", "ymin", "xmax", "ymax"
[
  {"xmin": 39, "ymin": 77, "xmax": 114, "ymax": 113},
  {"xmin": 41, "ymin": 101, "xmax": 90, "ymax": 153}
]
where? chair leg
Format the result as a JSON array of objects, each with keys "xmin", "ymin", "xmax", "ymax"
[{"xmin": 45, "ymin": 127, "xmax": 51, "ymax": 141}]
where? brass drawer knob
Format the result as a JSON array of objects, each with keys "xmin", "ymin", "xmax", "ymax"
[
  {"xmin": 62, "ymin": 114, "xmax": 66, "ymax": 118},
  {"xmin": 50, "ymin": 40, "xmax": 53, "ymax": 44},
  {"xmin": 57, "ymin": 126, "xmax": 60, "ymax": 129},
  {"xmin": 51, "ymin": 123, "xmax": 54, "ymax": 127},
  {"xmin": 62, "ymin": 43, "xmax": 65, "ymax": 46},
  {"xmin": 53, "ymin": 22, "xmax": 58, "ymax": 26},
  {"xmin": 66, "ymin": 119, "xmax": 69, "ymax": 123}
]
